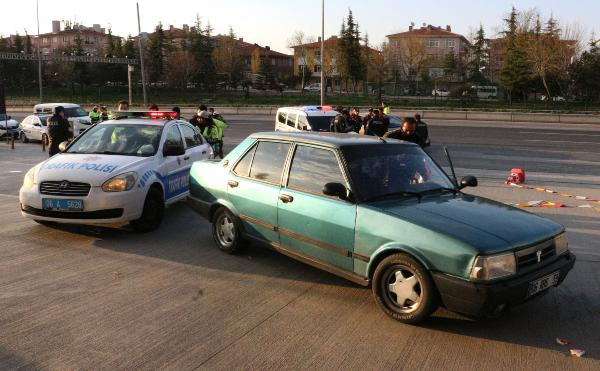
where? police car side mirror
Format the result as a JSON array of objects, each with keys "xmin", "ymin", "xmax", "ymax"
[
  {"xmin": 163, "ymin": 143, "xmax": 185, "ymax": 157},
  {"xmin": 58, "ymin": 141, "xmax": 69, "ymax": 152}
]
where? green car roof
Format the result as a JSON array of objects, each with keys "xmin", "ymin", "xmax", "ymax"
[{"xmin": 249, "ymin": 132, "xmax": 419, "ymax": 149}]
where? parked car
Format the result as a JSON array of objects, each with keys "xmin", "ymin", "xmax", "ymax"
[
  {"xmin": 187, "ymin": 132, "xmax": 575, "ymax": 323},
  {"xmin": 33, "ymin": 103, "xmax": 92, "ymax": 137},
  {"xmin": 19, "ymin": 111, "xmax": 212, "ymax": 232},
  {"xmin": 19, "ymin": 114, "xmax": 50, "ymax": 143},
  {"xmin": 432, "ymin": 89, "xmax": 450, "ymax": 97},
  {"xmin": 541, "ymin": 95, "xmax": 566, "ymax": 102},
  {"xmin": 0, "ymin": 113, "xmax": 19, "ymax": 138},
  {"xmin": 305, "ymin": 83, "xmax": 321, "ymax": 92}
]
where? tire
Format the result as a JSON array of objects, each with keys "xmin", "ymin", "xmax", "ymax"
[
  {"xmin": 130, "ymin": 187, "xmax": 164, "ymax": 232},
  {"xmin": 372, "ymin": 253, "xmax": 438, "ymax": 324},
  {"xmin": 212, "ymin": 207, "xmax": 245, "ymax": 254},
  {"xmin": 20, "ymin": 132, "xmax": 29, "ymax": 143}
]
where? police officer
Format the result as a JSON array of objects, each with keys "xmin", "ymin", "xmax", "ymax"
[
  {"xmin": 47, "ymin": 106, "xmax": 72, "ymax": 156},
  {"xmin": 99, "ymin": 105, "xmax": 109, "ymax": 121},
  {"xmin": 172, "ymin": 106, "xmax": 184, "ymax": 120},
  {"xmin": 89, "ymin": 105, "xmax": 101, "ymax": 124},
  {"xmin": 363, "ymin": 109, "xmax": 388, "ymax": 137},
  {"xmin": 384, "ymin": 117, "xmax": 425, "ymax": 147},
  {"xmin": 331, "ymin": 110, "xmax": 353, "ymax": 133},
  {"xmin": 414, "ymin": 114, "xmax": 429, "ymax": 144}
]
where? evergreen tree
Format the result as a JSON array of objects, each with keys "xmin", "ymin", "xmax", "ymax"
[
  {"xmin": 500, "ymin": 7, "xmax": 531, "ymax": 101},
  {"xmin": 469, "ymin": 24, "xmax": 488, "ymax": 84},
  {"xmin": 186, "ymin": 15, "xmax": 216, "ymax": 90},
  {"xmin": 338, "ymin": 9, "xmax": 364, "ymax": 92},
  {"xmin": 259, "ymin": 53, "xmax": 274, "ymax": 83},
  {"xmin": 146, "ymin": 23, "xmax": 168, "ymax": 83}
]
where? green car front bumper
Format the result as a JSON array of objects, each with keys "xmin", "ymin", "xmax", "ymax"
[{"xmin": 432, "ymin": 252, "xmax": 576, "ymax": 317}]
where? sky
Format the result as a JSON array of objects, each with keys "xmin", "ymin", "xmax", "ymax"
[{"xmin": 1, "ymin": 0, "xmax": 598, "ymax": 53}]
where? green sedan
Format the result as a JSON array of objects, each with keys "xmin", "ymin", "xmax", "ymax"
[{"xmin": 187, "ymin": 132, "xmax": 575, "ymax": 323}]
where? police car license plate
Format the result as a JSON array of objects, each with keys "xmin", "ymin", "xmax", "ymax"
[
  {"xmin": 42, "ymin": 198, "xmax": 83, "ymax": 211},
  {"xmin": 527, "ymin": 271, "xmax": 560, "ymax": 297}
]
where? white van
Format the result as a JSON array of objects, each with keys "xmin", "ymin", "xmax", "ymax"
[
  {"xmin": 33, "ymin": 103, "xmax": 92, "ymax": 136},
  {"xmin": 274, "ymin": 106, "xmax": 338, "ymax": 132}
]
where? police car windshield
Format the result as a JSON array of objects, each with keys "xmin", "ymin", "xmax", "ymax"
[
  {"xmin": 342, "ymin": 144, "xmax": 455, "ymax": 202},
  {"xmin": 66, "ymin": 124, "xmax": 163, "ymax": 157},
  {"xmin": 64, "ymin": 107, "xmax": 88, "ymax": 117},
  {"xmin": 307, "ymin": 116, "xmax": 332, "ymax": 131}
]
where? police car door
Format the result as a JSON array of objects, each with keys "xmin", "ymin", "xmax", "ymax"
[
  {"xmin": 179, "ymin": 123, "xmax": 210, "ymax": 162},
  {"xmin": 159, "ymin": 123, "xmax": 189, "ymax": 203}
]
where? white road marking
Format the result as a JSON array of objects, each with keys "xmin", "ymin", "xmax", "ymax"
[
  {"xmin": 525, "ymin": 139, "xmax": 599, "ymax": 144},
  {"xmin": 519, "ymin": 131, "xmax": 600, "ymax": 137},
  {"xmin": 9, "ymin": 170, "xmax": 22, "ymax": 173}
]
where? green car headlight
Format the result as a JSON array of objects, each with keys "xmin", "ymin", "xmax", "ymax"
[
  {"xmin": 469, "ymin": 252, "xmax": 516, "ymax": 281},
  {"xmin": 102, "ymin": 172, "xmax": 138, "ymax": 192},
  {"xmin": 554, "ymin": 233, "xmax": 569, "ymax": 256}
]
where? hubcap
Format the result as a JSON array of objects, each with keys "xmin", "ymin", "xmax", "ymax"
[
  {"xmin": 217, "ymin": 215, "xmax": 235, "ymax": 247},
  {"xmin": 386, "ymin": 267, "xmax": 422, "ymax": 313}
]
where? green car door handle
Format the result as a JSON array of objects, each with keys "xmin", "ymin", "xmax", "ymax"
[
  {"xmin": 228, "ymin": 180, "xmax": 239, "ymax": 188},
  {"xmin": 279, "ymin": 194, "xmax": 294, "ymax": 203}
]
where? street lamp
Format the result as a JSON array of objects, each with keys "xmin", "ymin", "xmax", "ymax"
[{"xmin": 36, "ymin": 0, "xmax": 42, "ymax": 103}]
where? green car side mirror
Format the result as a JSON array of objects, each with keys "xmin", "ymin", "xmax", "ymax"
[
  {"xmin": 459, "ymin": 176, "xmax": 478, "ymax": 189},
  {"xmin": 323, "ymin": 182, "xmax": 348, "ymax": 200}
]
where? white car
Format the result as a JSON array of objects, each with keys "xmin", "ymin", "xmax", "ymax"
[
  {"xmin": 19, "ymin": 114, "xmax": 50, "ymax": 143},
  {"xmin": 19, "ymin": 112, "xmax": 213, "ymax": 232},
  {"xmin": 305, "ymin": 83, "xmax": 321, "ymax": 92},
  {"xmin": 34, "ymin": 103, "xmax": 92, "ymax": 136},
  {"xmin": 0, "ymin": 113, "xmax": 19, "ymax": 138},
  {"xmin": 275, "ymin": 106, "xmax": 338, "ymax": 132},
  {"xmin": 432, "ymin": 89, "xmax": 449, "ymax": 97}
]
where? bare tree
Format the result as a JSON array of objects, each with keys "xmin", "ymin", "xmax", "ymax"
[
  {"xmin": 392, "ymin": 36, "xmax": 430, "ymax": 86},
  {"xmin": 165, "ymin": 50, "xmax": 198, "ymax": 91},
  {"xmin": 367, "ymin": 42, "xmax": 389, "ymax": 102},
  {"xmin": 288, "ymin": 31, "xmax": 315, "ymax": 91},
  {"xmin": 213, "ymin": 28, "xmax": 244, "ymax": 89}
]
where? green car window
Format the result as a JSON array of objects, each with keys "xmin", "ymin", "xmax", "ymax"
[
  {"xmin": 233, "ymin": 144, "xmax": 257, "ymax": 177},
  {"xmin": 249, "ymin": 141, "xmax": 290, "ymax": 183},
  {"xmin": 342, "ymin": 144, "xmax": 455, "ymax": 201},
  {"xmin": 287, "ymin": 145, "xmax": 346, "ymax": 195}
]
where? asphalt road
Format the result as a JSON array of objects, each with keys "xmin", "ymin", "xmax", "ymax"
[{"xmin": 1, "ymin": 114, "xmax": 599, "ymax": 369}]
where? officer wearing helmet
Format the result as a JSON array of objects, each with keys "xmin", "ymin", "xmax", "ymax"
[{"xmin": 46, "ymin": 106, "xmax": 72, "ymax": 156}]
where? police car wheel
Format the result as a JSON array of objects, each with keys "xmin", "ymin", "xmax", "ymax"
[
  {"xmin": 130, "ymin": 187, "xmax": 164, "ymax": 232},
  {"xmin": 212, "ymin": 207, "xmax": 244, "ymax": 254},
  {"xmin": 20, "ymin": 132, "xmax": 29, "ymax": 143}
]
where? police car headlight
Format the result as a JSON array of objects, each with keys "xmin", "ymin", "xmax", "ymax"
[
  {"xmin": 23, "ymin": 167, "xmax": 37, "ymax": 189},
  {"xmin": 102, "ymin": 172, "xmax": 138, "ymax": 192},
  {"xmin": 469, "ymin": 252, "xmax": 516, "ymax": 281},
  {"xmin": 555, "ymin": 233, "xmax": 569, "ymax": 256}
]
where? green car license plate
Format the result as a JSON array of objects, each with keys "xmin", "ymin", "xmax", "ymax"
[
  {"xmin": 527, "ymin": 271, "xmax": 560, "ymax": 297},
  {"xmin": 42, "ymin": 198, "xmax": 84, "ymax": 211}
]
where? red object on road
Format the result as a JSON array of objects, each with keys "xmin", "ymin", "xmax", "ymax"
[{"xmin": 511, "ymin": 168, "xmax": 525, "ymax": 183}]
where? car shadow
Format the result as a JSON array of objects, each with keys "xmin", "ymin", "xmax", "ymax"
[
  {"xmin": 39, "ymin": 202, "xmax": 356, "ymax": 288},
  {"xmin": 37, "ymin": 203, "xmax": 600, "ymax": 359}
]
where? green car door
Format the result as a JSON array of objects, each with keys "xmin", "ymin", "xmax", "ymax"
[
  {"xmin": 277, "ymin": 144, "xmax": 357, "ymax": 271},
  {"xmin": 227, "ymin": 140, "xmax": 291, "ymax": 243}
]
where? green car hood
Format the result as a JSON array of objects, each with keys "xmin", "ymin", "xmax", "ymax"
[{"xmin": 371, "ymin": 193, "xmax": 563, "ymax": 254}]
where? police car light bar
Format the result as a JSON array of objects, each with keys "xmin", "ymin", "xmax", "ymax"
[{"xmin": 113, "ymin": 111, "xmax": 178, "ymax": 120}]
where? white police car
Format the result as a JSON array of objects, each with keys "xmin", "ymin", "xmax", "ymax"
[{"xmin": 19, "ymin": 111, "xmax": 213, "ymax": 232}]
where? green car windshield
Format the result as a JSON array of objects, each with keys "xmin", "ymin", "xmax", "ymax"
[
  {"xmin": 342, "ymin": 144, "xmax": 456, "ymax": 201},
  {"xmin": 66, "ymin": 123, "xmax": 163, "ymax": 156}
]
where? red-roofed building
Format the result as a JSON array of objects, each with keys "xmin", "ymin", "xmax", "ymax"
[
  {"xmin": 386, "ymin": 24, "xmax": 471, "ymax": 82},
  {"xmin": 219, "ymin": 36, "xmax": 293, "ymax": 80}
]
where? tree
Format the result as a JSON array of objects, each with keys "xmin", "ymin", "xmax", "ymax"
[
  {"xmin": 288, "ymin": 30, "xmax": 314, "ymax": 90},
  {"xmin": 338, "ymin": 9, "xmax": 364, "ymax": 92},
  {"xmin": 146, "ymin": 23, "xmax": 169, "ymax": 83},
  {"xmin": 469, "ymin": 24, "xmax": 489, "ymax": 84},
  {"xmin": 525, "ymin": 15, "xmax": 564, "ymax": 98},
  {"xmin": 570, "ymin": 39, "xmax": 600, "ymax": 100},
  {"xmin": 367, "ymin": 42, "xmax": 388, "ymax": 102},
  {"xmin": 213, "ymin": 27, "xmax": 244, "ymax": 89},
  {"xmin": 259, "ymin": 53, "xmax": 274, "ymax": 83},
  {"xmin": 166, "ymin": 50, "xmax": 198, "ymax": 90},
  {"xmin": 250, "ymin": 48, "xmax": 261, "ymax": 74},
  {"xmin": 500, "ymin": 7, "xmax": 531, "ymax": 101},
  {"xmin": 185, "ymin": 15, "xmax": 216, "ymax": 90},
  {"xmin": 394, "ymin": 36, "xmax": 429, "ymax": 89}
]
